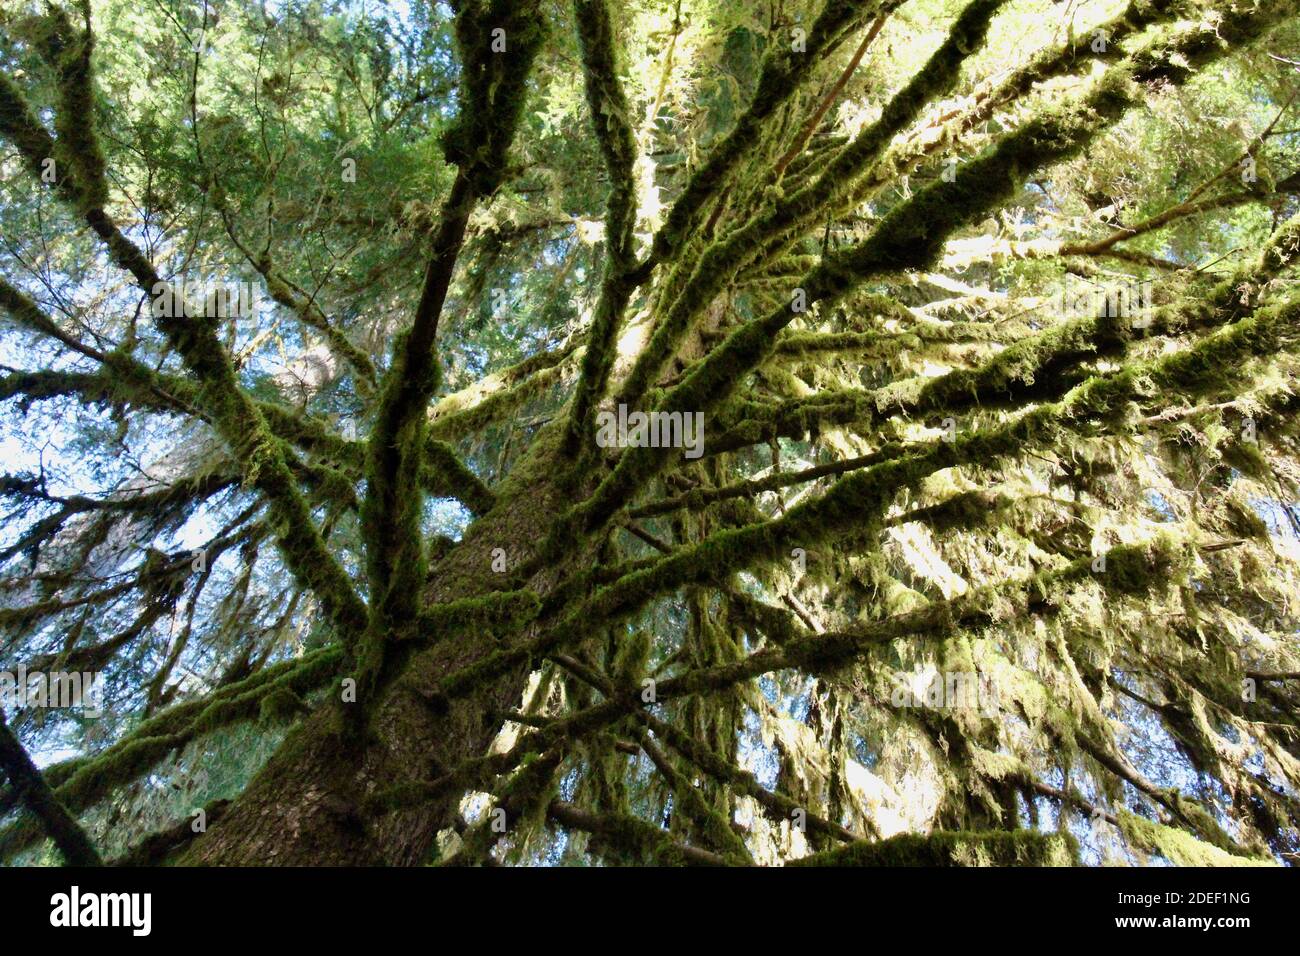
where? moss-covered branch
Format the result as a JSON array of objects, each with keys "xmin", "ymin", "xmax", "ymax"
[
  {"xmin": 642, "ymin": 711, "xmax": 862, "ymax": 844},
  {"xmin": 712, "ymin": 210, "xmax": 1300, "ymax": 455},
  {"xmin": 427, "ymin": 342, "xmax": 582, "ymax": 442},
  {"xmin": 564, "ymin": 0, "xmax": 641, "ymax": 456},
  {"xmin": 616, "ymin": 0, "xmax": 1010, "ymax": 406},
  {"xmin": 354, "ymin": 270, "xmax": 1286, "ymax": 715},
  {"xmin": 642, "ymin": 0, "xmax": 889, "ymax": 270},
  {"xmin": 422, "ymin": 439, "xmax": 496, "ymax": 515},
  {"xmin": 788, "ymin": 829, "xmax": 1077, "ymax": 866},
  {"xmin": 0, "ymin": 708, "xmax": 102, "ymax": 866},
  {"xmin": 354, "ymin": 0, "xmax": 548, "ymax": 707},
  {"xmin": 0, "ymin": 63, "xmax": 369, "ymax": 646},
  {"xmin": 0, "ymin": 647, "xmax": 341, "ymax": 862},
  {"xmin": 546, "ymin": 800, "xmax": 731, "ymax": 865}
]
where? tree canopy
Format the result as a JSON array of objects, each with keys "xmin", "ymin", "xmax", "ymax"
[{"xmin": 0, "ymin": 0, "xmax": 1298, "ymax": 867}]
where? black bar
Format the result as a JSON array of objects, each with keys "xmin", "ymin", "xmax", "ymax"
[{"xmin": 0, "ymin": 864, "xmax": 1287, "ymax": 942}]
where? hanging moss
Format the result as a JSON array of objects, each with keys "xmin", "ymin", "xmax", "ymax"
[
  {"xmin": 1117, "ymin": 810, "xmax": 1276, "ymax": 867},
  {"xmin": 428, "ymin": 531, "xmax": 1178, "ymax": 739},
  {"xmin": 616, "ymin": 0, "xmax": 907, "ymax": 406},
  {"xmin": 2, "ymin": 0, "xmax": 1298, "ymax": 871},
  {"xmin": 788, "ymin": 829, "xmax": 1078, "ymax": 866},
  {"xmin": 546, "ymin": 800, "xmax": 730, "ymax": 866},
  {"xmin": 645, "ymin": 0, "xmax": 875, "ymax": 266},
  {"xmin": 440, "ymin": 750, "xmax": 564, "ymax": 865},
  {"xmin": 620, "ymin": 0, "xmax": 1018, "ymax": 408},
  {"xmin": 610, "ymin": 628, "xmax": 652, "ymax": 685},
  {"xmin": 638, "ymin": 732, "xmax": 754, "ymax": 864},
  {"xmin": 645, "ymin": 710, "xmax": 860, "ymax": 843}
]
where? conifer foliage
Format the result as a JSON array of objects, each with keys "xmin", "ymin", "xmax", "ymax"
[{"xmin": 0, "ymin": 0, "xmax": 1298, "ymax": 866}]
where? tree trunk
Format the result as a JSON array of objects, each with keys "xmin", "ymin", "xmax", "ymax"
[{"xmin": 185, "ymin": 431, "xmax": 572, "ymax": 865}]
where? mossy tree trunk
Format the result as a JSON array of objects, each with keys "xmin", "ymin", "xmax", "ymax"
[{"xmin": 185, "ymin": 440, "xmax": 572, "ymax": 865}]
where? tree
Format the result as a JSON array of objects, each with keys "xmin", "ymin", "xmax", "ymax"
[{"xmin": 0, "ymin": 0, "xmax": 1297, "ymax": 867}]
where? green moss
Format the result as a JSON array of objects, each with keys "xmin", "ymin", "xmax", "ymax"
[
  {"xmin": 645, "ymin": 0, "xmax": 872, "ymax": 265},
  {"xmin": 564, "ymin": 0, "xmax": 640, "ymax": 456},
  {"xmin": 611, "ymin": 629, "xmax": 652, "ymax": 685},
  {"xmin": 788, "ymin": 829, "xmax": 1078, "ymax": 867},
  {"xmin": 0, "ymin": 647, "xmax": 343, "ymax": 861},
  {"xmin": 258, "ymin": 269, "xmax": 377, "ymax": 387},
  {"xmin": 547, "ymin": 801, "xmax": 728, "ymax": 866},
  {"xmin": 415, "ymin": 589, "xmax": 542, "ymax": 641},
  {"xmin": 423, "ymin": 439, "xmax": 496, "ymax": 515},
  {"xmin": 258, "ymin": 687, "xmax": 309, "ymax": 724},
  {"xmin": 645, "ymin": 710, "xmax": 857, "ymax": 843},
  {"xmin": 444, "ymin": 0, "xmax": 548, "ymax": 195},
  {"xmin": 1117, "ymin": 810, "xmax": 1276, "ymax": 867},
  {"xmin": 625, "ymin": 0, "xmax": 1014, "ymax": 407},
  {"xmin": 439, "ymin": 750, "xmax": 563, "ymax": 865},
  {"xmin": 0, "ymin": 72, "xmax": 82, "ymax": 206},
  {"xmin": 638, "ymin": 733, "xmax": 754, "ymax": 864},
  {"xmin": 38, "ymin": 7, "xmax": 109, "ymax": 211},
  {"xmin": 0, "ymin": 711, "xmax": 102, "ymax": 866}
]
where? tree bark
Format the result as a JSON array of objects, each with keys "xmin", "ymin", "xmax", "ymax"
[{"xmin": 184, "ymin": 432, "xmax": 573, "ymax": 865}]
